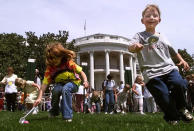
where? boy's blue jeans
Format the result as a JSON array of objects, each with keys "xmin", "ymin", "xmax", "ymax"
[
  {"xmin": 104, "ymin": 90, "xmax": 115, "ymax": 112},
  {"xmin": 50, "ymin": 82, "xmax": 78, "ymax": 119},
  {"xmin": 146, "ymin": 69, "xmax": 187, "ymax": 121}
]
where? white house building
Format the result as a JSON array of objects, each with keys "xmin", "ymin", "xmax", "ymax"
[{"xmin": 74, "ymin": 33, "xmax": 138, "ymax": 90}]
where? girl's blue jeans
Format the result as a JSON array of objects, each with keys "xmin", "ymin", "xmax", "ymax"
[
  {"xmin": 146, "ymin": 69, "xmax": 187, "ymax": 121},
  {"xmin": 50, "ymin": 82, "xmax": 78, "ymax": 119},
  {"xmin": 104, "ymin": 90, "xmax": 115, "ymax": 112},
  {"xmin": 95, "ymin": 102, "xmax": 101, "ymax": 113}
]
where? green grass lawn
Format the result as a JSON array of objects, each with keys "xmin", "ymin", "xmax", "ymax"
[{"xmin": 0, "ymin": 111, "xmax": 193, "ymax": 131}]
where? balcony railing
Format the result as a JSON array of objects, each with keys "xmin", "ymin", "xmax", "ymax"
[{"xmin": 94, "ymin": 65, "xmax": 120, "ymax": 69}]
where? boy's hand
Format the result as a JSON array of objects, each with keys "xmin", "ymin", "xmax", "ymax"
[
  {"xmin": 129, "ymin": 43, "xmax": 143, "ymax": 53},
  {"xmin": 135, "ymin": 43, "xmax": 144, "ymax": 52},
  {"xmin": 177, "ymin": 60, "xmax": 190, "ymax": 71}
]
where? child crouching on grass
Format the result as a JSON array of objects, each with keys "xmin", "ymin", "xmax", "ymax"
[
  {"xmin": 90, "ymin": 90, "xmax": 101, "ymax": 113},
  {"xmin": 33, "ymin": 42, "xmax": 89, "ymax": 122},
  {"xmin": 15, "ymin": 78, "xmax": 40, "ymax": 114}
]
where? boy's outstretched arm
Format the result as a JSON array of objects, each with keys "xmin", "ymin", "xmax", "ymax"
[{"xmin": 176, "ymin": 53, "xmax": 190, "ymax": 71}]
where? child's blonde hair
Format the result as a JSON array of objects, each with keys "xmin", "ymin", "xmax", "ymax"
[
  {"xmin": 135, "ymin": 75, "xmax": 143, "ymax": 83},
  {"xmin": 15, "ymin": 78, "xmax": 26, "ymax": 89},
  {"xmin": 142, "ymin": 4, "xmax": 161, "ymax": 18},
  {"xmin": 45, "ymin": 42, "xmax": 76, "ymax": 66}
]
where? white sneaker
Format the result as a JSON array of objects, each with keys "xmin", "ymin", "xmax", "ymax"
[
  {"xmin": 180, "ymin": 109, "xmax": 193, "ymax": 122},
  {"xmin": 32, "ymin": 110, "xmax": 38, "ymax": 115},
  {"xmin": 105, "ymin": 112, "xmax": 108, "ymax": 114},
  {"xmin": 65, "ymin": 119, "xmax": 72, "ymax": 122},
  {"xmin": 139, "ymin": 112, "xmax": 145, "ymax": 115},
  {"xmin": 109, "ymin": 111, "xmax": 114, "ymax": 115},
  {"xmin": 116, "ymin": 109, "xmax": 121, "ymax": 113},
  {"xmin": 121, "ymin": 111, "xmax": 126, "ymax": 114}
]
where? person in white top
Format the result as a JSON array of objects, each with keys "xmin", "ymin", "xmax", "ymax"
[
  {"xmin": 143, "ymin": 86, "xmax": 157, "ymax": 113},
  {"xmin": 103, "ymin": 74, "xmax": 116, "ymax": 114},
  {"xmin": 15, "ymin": 78, "xmax": 40, "ymax": 114},
  {"xmin": 34, "ymin": 69, "xmax": 41, "ymax": 87},
  {"xmin": 75, "ymin": 85, "xmax": 85, "ymax": 113},
  {"xmin": 132, "ymin": 75, "xmax": 145, "ymax": 115},
  {"xmin": 0, "ymin": 67, "xmax": 18, "ymax": 112}
]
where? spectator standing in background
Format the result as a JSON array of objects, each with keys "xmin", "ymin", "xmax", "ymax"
[{"xmin": 0, "ymin": 67, "xmax": 18, "ymax": 112}]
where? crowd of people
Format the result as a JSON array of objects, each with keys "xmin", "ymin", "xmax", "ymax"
[
  {"xmin": 0, "ymin": 66, "xmax": 158, "ymax": 115},
  {"xmin": 1, "ymin": 71, "xmax": 194, "ymax": 116},
  {"xmin": 0, "ymin": 67, "xmax": 194, "ymax": 125}
]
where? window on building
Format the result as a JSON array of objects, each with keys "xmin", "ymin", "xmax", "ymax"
[
  {"xmin": 94, "ymin": 36, "xmax": 104, "ymax": 39},
  {"xmin": 110, "ymin": 36, "xmax": 118, "ymax": 40}
]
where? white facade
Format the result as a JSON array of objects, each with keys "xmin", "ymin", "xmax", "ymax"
[{"xmin": 74, "ymin": 33, "xmax": 137, "ymax": 90}]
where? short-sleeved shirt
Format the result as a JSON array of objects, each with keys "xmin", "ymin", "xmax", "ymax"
[
  {"xmin": 1, "ymin": 74, "xmax": 18, "ymax": 94},
  {"xmin": 43, "ymin": 60, "xmax": 82, "ymax": 86},
  {"xmin": 133, "ymin": 83, "xmax": 143, "ymax": 99},
  {"xmin": 24, "ymin": 81, "xmax": 39, "ymax": 103},
  {"xmin": 129, "ymin": 31, "xmax": 178, "ymax": 83},
  {"xmin": 104, "ymin": 80, "xmax": 115, "ymax": 90}
]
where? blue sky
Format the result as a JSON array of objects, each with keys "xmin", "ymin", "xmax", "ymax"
[{"xmin": 0, "ymin": 0, "xmax": 193, "ymax": 54}]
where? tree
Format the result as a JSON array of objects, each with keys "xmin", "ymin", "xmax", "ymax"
[
  {"xmin": 0, "ymin": 31, "xmax": 79, "ymax": 81},
  {"xmin": 0, "ymin": 33, "xmax": 26, "ymax": 79},
  {"xmin": 172, "ymin": 49, "xmax": 194, "ymax": 77},
  {"xmin": 178, "ymin": 49, "xmax": 194, "ymax": 76}
]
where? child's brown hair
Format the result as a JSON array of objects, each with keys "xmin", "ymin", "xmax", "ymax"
[
  {"xmin": 7, "ymin": 67, "xmax": 14, "ymax": 74},
  {"xmin": 45, "ymin": 42, "xmax": 76, "ymax": 66},
  {"xmin": 142, "ymin": 4, "xmax": 161, "ymax": 18}
]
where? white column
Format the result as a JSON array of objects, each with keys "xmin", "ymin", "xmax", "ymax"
[
  {"xmin": 90, "ymin": 51, "xmax": 94, "ymax": 89},
  {"xmin": 133, "ymin": 57, "xmax": 137, "ymax": 81},
  {"xmin": 120, "ymin": 51, "xmax": 124, "ymax": 83},
  {"xmin": 129, "ymin": 55, "xmax": 134, "ymax": 84},
  {"xmin": 76, "ymin": 53, "xmax": 80, "ymax": 65},
  {"xmin": 105, "ymin": 50, "xmax": 110, "ymax": 77}
]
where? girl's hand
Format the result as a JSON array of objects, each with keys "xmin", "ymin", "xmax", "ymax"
[
  {"xmin": 33, "ymin": 98, "xmax": 42, "ymax": 107},
  {"xmin": 83, "ymin": 81, "xmax": 89, "ymax": 88}
]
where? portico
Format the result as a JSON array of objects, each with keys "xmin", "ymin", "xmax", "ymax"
[{"xmin": 75, "ymin": 33, "xmax": 137, "ymax": 90}]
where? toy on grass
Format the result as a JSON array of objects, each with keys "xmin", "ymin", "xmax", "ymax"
[{"xmin": 19, "ymin": 106, "xmax": 36, "ymax": 124}]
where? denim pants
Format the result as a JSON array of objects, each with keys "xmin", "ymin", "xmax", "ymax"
[
  {"xmin": 146, "ymin": 69, "xmax": 187, "ymax": 121},
  {"xmin": 50, "ymin": 82, "xmax": 77, "ymax": 119},
  {"xmin": 94, "ymin": 102, "xmax": 101, "ymax": 113},
  {"xmin": 104, "ymin": 90, "xmax": 115, "ymax": 112}
]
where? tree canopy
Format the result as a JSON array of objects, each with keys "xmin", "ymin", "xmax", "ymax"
[{"xmin": 0, "ymin": 31, "xmax": 77, "ymax": 80}]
